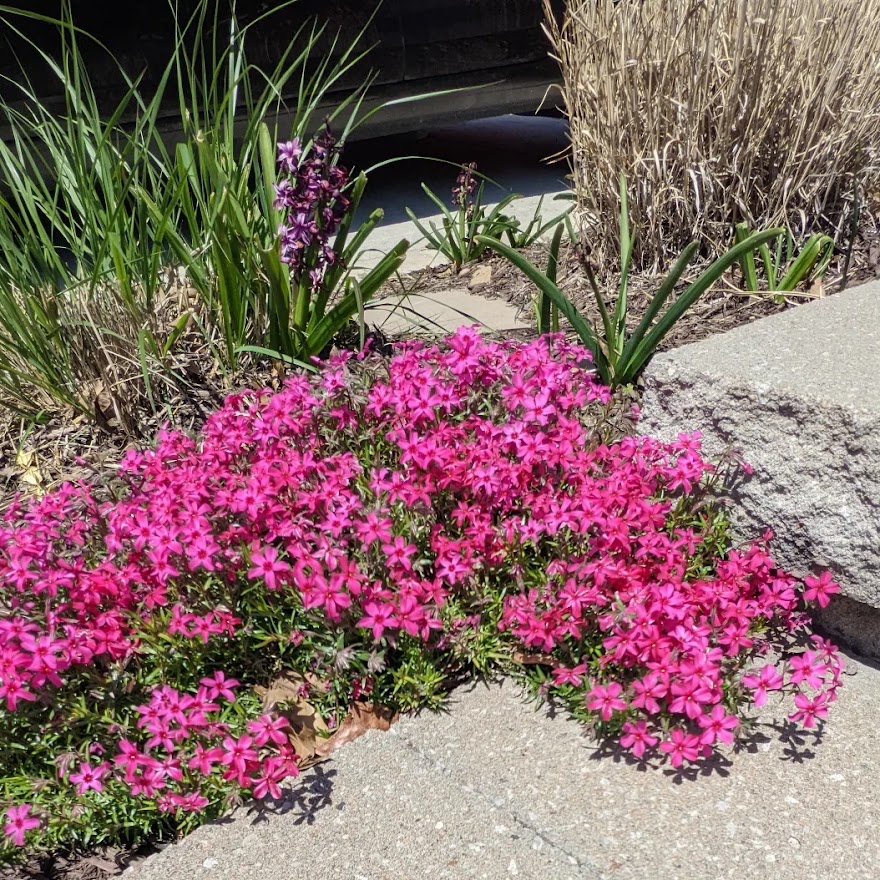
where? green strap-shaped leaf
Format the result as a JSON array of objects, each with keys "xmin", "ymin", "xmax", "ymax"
[
  {"xmin": 611, "ymin": 172, "xmax": 633, "ymax": 354},
  {"xmin": 536, "ymin": 222, "xmax": 566, "ymax": 335},
  {"xmin": 622, "ymin": 228, "xmax": 785, "ymax": 381},
  {"xmin": 475, "ymin": 234, "xmax": 610, "ymax": 384},
  {"xmin": 778, "ymin": 233, "xmax": 834, "ymax": 292},
  {"xmin": 617, "ymin": 241, "xmax": 698, "ymax": 377},
  {"xmin": 735, "ymin": 222, "xmax": 761, "ymax": 292}
]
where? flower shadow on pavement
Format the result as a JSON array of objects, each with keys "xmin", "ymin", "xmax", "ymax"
[
  {"xmin": 581, "ymin": 720, "xmax": 823, "ymax": 784},
  {"xmin": 246, "ymin": 765, "xmax": 337, "ymax": 827}
]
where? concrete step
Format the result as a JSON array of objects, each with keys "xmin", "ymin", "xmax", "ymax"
[{"xmin": 640, "ymin": 282, "xmax": 880, "ymax": 657}]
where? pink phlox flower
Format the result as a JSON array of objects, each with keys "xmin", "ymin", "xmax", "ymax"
[
  {"xmin": 188, "ymin": 744, "xmax": 226, "ymax": 776},
  {"xmin": 220, "ymin": 735, "xmax": 259, "ymax": 778},
  {"xmin": 199, "ymin": 671, "xmax": 240, "ymax": 702},
  {"xmin": 629, "ymin": 672, "xmax": 668, "ymax": 715},
  {"xmin": 3, "ymin": 804, "xmax": 40, "ymax": 847},
  {"xmin": 552, "ymin": 663, "xmax": 588, "ymax": 687},
  {"xmin": 790, "ymin": 691, "xmax": 829, "ymax": 729},
  {"xmin": 68, "ymin": 760, "xmax": 110, "ymax": 794},
  {"xmin": 696, "ymin": 705, "xmax": 739, "ymax": 746},
  {"xmin": 802, "ymin": 571, "xmax": 840, "ymax": 608},
  {"xmin": 788, "ymin": 651, "xmax": 827, "ymax": 689},
  {"xmin": 741, "ymin": 663, "xmax": 784, "ymax": 707},
  {"xmin": 357, "ymin": 601, "xmax": 396, "ymax": 641},
  {"xmin": 381, "ymin": 537, "xmax": 418, "ymax": 572},
  {"xmin": 586, "ymin": 682, "xmax": 627, "ymax": 721},
  {"xmin": 247, "ymin": 545, "xmax": 292, "ymax": 590},
  {"xmin": 248, "ymin": 714, "xmax": 290, "ymax": 747},
  {"xmin": 619, "ymin": 721, "xmax": 659, "ymax": 759},
  {"xmin": 659, "ymin": 728, "xmax": 703, "ymax": 768}
]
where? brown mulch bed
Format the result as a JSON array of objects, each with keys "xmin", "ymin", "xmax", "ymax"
[{"xmin": 0, "ymin": 846, "xmax": 156, "ymax": 880}]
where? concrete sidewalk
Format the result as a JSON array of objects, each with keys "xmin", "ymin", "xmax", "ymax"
[
  {"xmin": 349, "ymin": 115, "xmax": 570, "ymax": 275},
  {"xmin": 127, "ymin": 652, "xmax": 880, "ymax": 880}
]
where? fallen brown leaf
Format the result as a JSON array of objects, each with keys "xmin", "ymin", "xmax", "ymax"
[
  {"xmin": 511, "ymin": 650, "xmax": 558, "ymax": 667},
  {"xmin": 255, "ymin": 673, "xmax": 329, "ymax": 763},
  {"xmin": 314, "ymin": 702, "xmax": 398, "ymax": 758},
  {"xmin": 254, "ymin": 675, "xmax": 398, "ymax": 766}
]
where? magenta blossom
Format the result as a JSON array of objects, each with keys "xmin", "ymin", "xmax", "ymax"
[
  {"xmin": 586, "ymin": 682, "xmax": 628, "ymax": 721},
  {"xmin": 4, "ymin": 805, "xmax": 40, "ymax": 847},
  {"xmin": 696, "ymin": 705, "xmax": 739, "ymax": 746},
  {"xmin": 620, "ymin": 721, "xmax": 659, "ymax": 759},
  {"xmin": 69, "ymin": 761, "xmax": 110, "ymax": 795},
  {"xmin": 741, "ymin": 664, "xmax": 784, "ymax": 707},
  {"xmin": 659, "ymin": 729, "xmax": 704, "ymax": 769},
  {"xmin": 803, "ymin": 571, "xmax": 840, "ymax": 608}
]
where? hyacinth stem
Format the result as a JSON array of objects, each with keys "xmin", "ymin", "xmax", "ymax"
[{"xmin": 292, "ymin": 279, "xmax": 311, "ymax": 335}]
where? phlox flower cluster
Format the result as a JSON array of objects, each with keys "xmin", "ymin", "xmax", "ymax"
[
  {"xmin": 66, "ymin": 678, "xmax": 296, "ymax": 808},
  {"xmin": 504, "ymin": 531, "xmax": 842, "ymax": 767},
  {"xmin": 0, "ymin": 327, "xmax": 841, "ymax": 855}
]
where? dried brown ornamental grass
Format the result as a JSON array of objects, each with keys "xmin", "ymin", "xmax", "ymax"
[{"xmin": 545, "ymin": 0, "xmax": 880, "ymax": 271}]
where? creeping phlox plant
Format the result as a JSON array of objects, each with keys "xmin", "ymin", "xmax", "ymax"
[{"xmin": 0, "ymin": 329, "xmax": 841, "ymax": 860}]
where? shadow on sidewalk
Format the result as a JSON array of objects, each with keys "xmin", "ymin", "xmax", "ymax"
[{"xmin": 245, "ymin": 764, "xmax": 338, "ymax": 827}]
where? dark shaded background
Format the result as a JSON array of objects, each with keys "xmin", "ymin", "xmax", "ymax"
[{"xmin": 0, "ymin": 1, "xmax": 561, "ymax": 118}]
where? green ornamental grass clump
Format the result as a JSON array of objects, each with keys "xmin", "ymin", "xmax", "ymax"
[{"xmin": 0, "ymin": 0, "xmax": 402, "ymax": 422}]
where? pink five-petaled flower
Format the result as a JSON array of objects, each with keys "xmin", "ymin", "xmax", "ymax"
[
  {"xmin": 247, "ymin": 546, "xmax": 292, "ymax": 590},
  {"xmin": 788, "ymin": 651, "xmax": 827, "ymax": 690},
  {"xmin": 552, "ymin": 663, "xmax": 588, "ymax": 687},
  {"xmin": 790, "ymin": 692, "xmax": 829, "ymax": 729},
  {"xmin": 221, "ymin": 735, "xmax": 259, "ymax": 778},
  {"xmin": 199, "ymin": 670, "xmax": 240, "ymax": 702},
  {"xmin": 188, "ymin": 744, "xmax": 226, "ymax": 776},
  {"xmin": 381, "ymin": 536, "xmax": 417, "ymax": 572},
  {"xmin": 0, "ymin": 678, "xmax": 36, "ymax": 711},
  {"xmin": 629, "ymin": 672, "xmax": 668, "ymax": 715},
  {"xmin": 357, "ymin": 600, "xmax": 396, "ymax": 641},
  {"xmin": 68, "ymin": 761, "xmax": 109, "ymax": 795},
  {"xmin": 4, "ymin": 805, "xmax": 40, "ymax": 847},
  {"xmin": 659, "ymin": 728, "xmax": 703, "ymax": 768},
  {"xmin": 586, "ymin": 682, "xmax": 627, "ymax": 721},
  {"xmin": 741, "ymin": 663, "xmax": 784, "ymax": 708},
  {"xmin": 619, "ymin": 721, "xmax": 659, "ymax": 759},
  {"xmin": 696, "ymin": 705, "xmax": 739, "ymax": 746},
  {"xmin": 802, "ymin": 571, "xmax": 840, "ymax": 608},
  {"xmin": 247, "ymin": 714, "xmax": 290, "ymax": 747},
  {"xmin": 251, "ymin": 757, "xmax": 289, "ymax": 801}
]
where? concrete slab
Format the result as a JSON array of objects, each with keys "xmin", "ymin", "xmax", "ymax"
[
  {"xmin": 126, "ymin": 655, "xmax": 880, "ymax": 880},
  {"xmin": 394, "ymin": 660, "xmax": 880, "ymax": 880},
  {"xmin": 347, "ymin": 115, "xmax": 570, "ymax": 275},
  {"xmin": 126, "ymin": 708, "xmax": 591, "ymax": 880},
  {"xmin": 368, "ymin": 286, "xmax": 530, "ymax": 336},
  {"xmin": 639, "ymin": 283, "xmax": 880, "ymax": 652}
]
